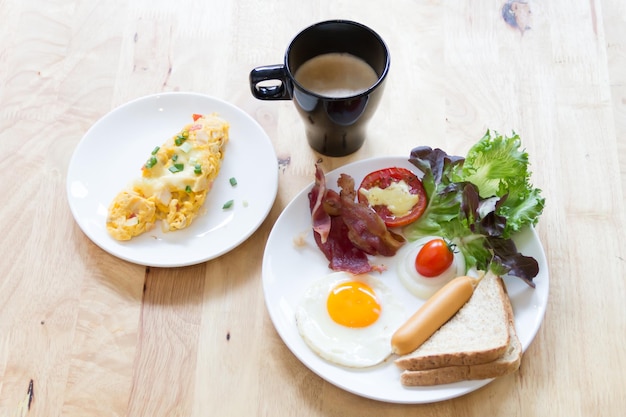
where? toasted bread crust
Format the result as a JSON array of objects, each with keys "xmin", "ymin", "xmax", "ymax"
[{"xmin": 399, "ymin": 345, "xmax": 508, "ymax": 370}]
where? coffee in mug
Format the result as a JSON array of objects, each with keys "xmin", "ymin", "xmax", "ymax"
[
  {"xmin": 249, "ymin": 20, "xmax": 390, "ymax": 157},
  {"xmin": 294, "ymin": 52, "xmax": 379, "ymax": 98}
]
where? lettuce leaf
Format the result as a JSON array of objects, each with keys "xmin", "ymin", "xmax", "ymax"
[
  {"xmin": 403, "ymin": 132, "xmax": 544, "ymax": 287},
  {"xmin": 454, "ymin": 130, "xmax": 545, "ymax": 238}
]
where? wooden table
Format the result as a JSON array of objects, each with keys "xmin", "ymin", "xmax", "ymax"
[{"xmin": 2, "ymin": 0, "xmax": 625, "ymax": 415}]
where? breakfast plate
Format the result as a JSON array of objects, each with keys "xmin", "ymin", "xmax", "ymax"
[
  {"xmin": 262, "ymin": 156, "xmax": 549, "ymax": 404},
  {"xmin": 67, "ymin": 92, "xmax": 278, "ymax": 267}
]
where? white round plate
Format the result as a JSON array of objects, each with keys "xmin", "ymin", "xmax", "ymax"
[
  {"xmin": 262, "ymin": 156, "xmax": 549, "ymax": 404},
  {"xmin": 67, "ymin": 92, "xmax": 278, "ymax": 267}
]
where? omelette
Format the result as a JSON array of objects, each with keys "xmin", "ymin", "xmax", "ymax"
[{"xmin": 106, "ymin": 113, "xmax": 230, "ymax": 241}]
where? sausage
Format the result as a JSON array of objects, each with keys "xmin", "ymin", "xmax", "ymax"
[{"xmin": 391, "ymin": 275, "xmax": 481, "ymax": 355}]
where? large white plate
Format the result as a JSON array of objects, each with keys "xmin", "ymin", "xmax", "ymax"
[
  {"xmin": 262, "ymin": 156, "xmax": 549, "ymax": 404},
  {"xmin": 67, "ymin": 92, "xmax": 278, "ymax": 267}
]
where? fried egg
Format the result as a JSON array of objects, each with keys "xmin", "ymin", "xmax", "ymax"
[
  {"xmin": 396, "ymin": 236, "xmax": 466, "ymax": 300},
  {"xmin": 295, "ymin": 271, "xmax": 406, "ymax": 368}
]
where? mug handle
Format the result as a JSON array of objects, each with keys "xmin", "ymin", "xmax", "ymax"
[{"xmin": 249, "ymin": 65, "xmax": 292, "ymax": 100}]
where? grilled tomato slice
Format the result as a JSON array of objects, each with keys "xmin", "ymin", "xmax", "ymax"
[{"xmin": 357, "ymin": 167, "xmax": 427, "ymax": 227}]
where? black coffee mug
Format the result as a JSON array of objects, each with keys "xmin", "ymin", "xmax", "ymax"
[{"xmin": 249, "ymin": 20, "xmax": 390, "ymax": 157}]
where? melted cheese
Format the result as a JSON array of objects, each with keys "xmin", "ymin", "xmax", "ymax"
[
  {"xmin": 135, "ymin": 147, "xmax": 209, "ymax": 199},
  {"xmin": 359, "ymin": 180, "xmax": 419, "ymax": 217}
]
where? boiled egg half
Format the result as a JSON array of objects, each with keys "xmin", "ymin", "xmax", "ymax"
[
  {"xmin": 295, "ymin": 272, "xmax": 406, "ymax": 368},
  {"xmin": 396, "ymin": 236, "xmax": 466, "ymax": 300}
]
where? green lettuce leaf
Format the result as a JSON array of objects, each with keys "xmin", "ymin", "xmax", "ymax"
[{"xmin": 454, "ymin": 130, "xmax": 546, "ymax": 238}]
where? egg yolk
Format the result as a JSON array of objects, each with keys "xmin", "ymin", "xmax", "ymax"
[{"xmin": 326, "ymin": 281, "xmax": 381, "ymax": 328}]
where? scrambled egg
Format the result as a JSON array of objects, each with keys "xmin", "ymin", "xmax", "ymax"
[{"xmin": 106, "ymin": 113, "xmax": 230, "ymax": 241}]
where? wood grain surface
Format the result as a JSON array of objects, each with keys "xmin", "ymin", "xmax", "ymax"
[{"xmin": 1, "ymin": 0, "xmax": 624, "ymax": 416}]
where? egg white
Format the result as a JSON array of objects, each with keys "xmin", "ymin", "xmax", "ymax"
[
  {"xmin": 295, "ymin": 271, "xmax": 407, "ymax": 368},
  {"xmin": 396, "ymin": 236, "xmax": 466, "ymax": 300}
]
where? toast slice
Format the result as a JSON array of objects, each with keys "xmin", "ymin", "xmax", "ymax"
[
  {"xmin": 399, "ymin": 321, "xmax": 522, "ymax": 386},
  {"xmin": 394, "ymin": 273, "xmax": 512, "ymax": 372}
]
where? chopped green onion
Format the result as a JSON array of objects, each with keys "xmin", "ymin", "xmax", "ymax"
[
  {"xmin": 172, "ymin": 154, "xmax": 178, "ymax": 162},
  {"xmin": 145, "ymin": 156, "xmax": 157, "ymax": 168},
  {"xmin": 174, "ymin": 130, "xmax": 190, "ymax": 146},
  {"xmin": 168, "ymin": 163, "xmax": 184, "ymax": 173},
  {"xmin": 194, "ymin": 164, "xmax": 202, "ymax": 175},
  {"xmin": 174, "ymin": 135, "xmax": 186, "ymax": 146},
  {"xmin": 229, "ymin": 177, "xmax": 237, "ymax": 187},
  {"xmin": 185, "ymin": 185, "xmax": 192, "ymax": 193},
  {"xmin": 151, "ymin": 146, "xmax": 160, "ymax": 155},
  {"xmin": 222, "ymin": 200, "xmax": 234, "ymax": 209}
]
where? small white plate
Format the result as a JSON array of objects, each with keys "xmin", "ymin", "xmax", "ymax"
[
  {"xmin": 67, "ymin": 92, "xmax": 278, "ymax": 267},
  {"xmin": 262, "ymin": 156, "xmax": 549, "ymax": 404}
]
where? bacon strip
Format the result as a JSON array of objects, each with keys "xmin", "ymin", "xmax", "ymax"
[
  {"xmin": 307, "ymin": 165, "xmax": 405, "ymax": 274},
  {"xmin": 310, "ymin": 165, "xmax": 331, "ymax": 243},
  {"xmin": 311, "ymin": 214, "xmax": 375, "ymax": 274}
]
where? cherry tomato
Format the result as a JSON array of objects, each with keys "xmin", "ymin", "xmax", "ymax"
[
  {"xmin": 192, "ymin": 113, "xmax": 203, "ymax": 121},
  {"xmin": 415, "ymin": 238, "xmax": 454, "ymax": 277},
  {"xmin": 357, "ymin": 167, "xmax": 427, "ymax": 227}
]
